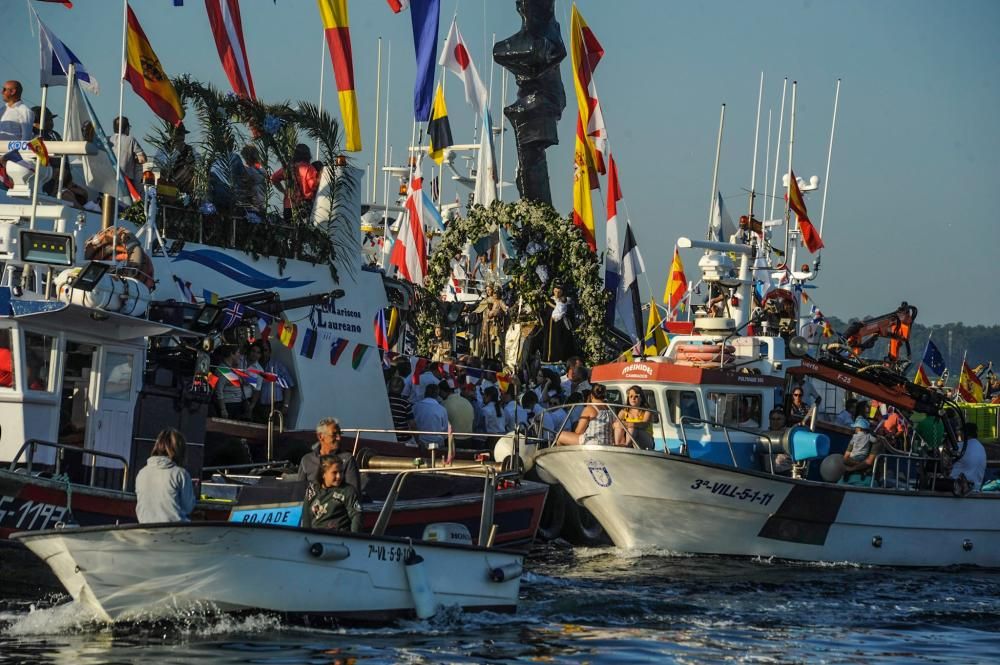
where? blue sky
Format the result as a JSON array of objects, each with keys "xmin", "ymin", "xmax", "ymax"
[{"xmin": 3, "ymin": 0, "xmax": 998, "ymax": 326}]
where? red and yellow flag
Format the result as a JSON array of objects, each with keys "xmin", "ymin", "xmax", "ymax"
[
  {"xmin": 572, "ymin": 116, "xmax": 596, "ymax": 251},
  {"xmin": 570, "ymin": 4, "xmax": 604, "ymax": 178},
  {"xmin": 914, "ymin": 363, "xmax": 930, "ymax": 387},
  {"xmin": 317, "ymin": 0, "xmax": 361, "ymax": 151},
  {"xmin": 124, "ymin": 4, "xmax": 184, "ymax": 127},
  {"xmin": 28, "ymin": 137, "xmax": 49, "ymax": 167},
  {"xmin": 663, "ymin": 247, "xmax": 688, "ymax": 313},
  {"xmin": 644, "ymin": 299, "xmax": 669, "ymax": 355},
  {"xmin": 958, "ymin": 360, "xmax": 984, "ymax": 403},
  {"xmin": 787, "ymin": 170, "xmax": 824, "ymax": 253}
]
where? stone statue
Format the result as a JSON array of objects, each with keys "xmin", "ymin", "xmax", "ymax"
[{"xmin": 493, "ymin": 0, "xmax": 566, "ymax": 205}]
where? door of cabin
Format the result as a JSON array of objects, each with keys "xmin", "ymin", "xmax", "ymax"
[{"xmin": 87, "ymin": 345, "xmax": 142, "ymax": 489}]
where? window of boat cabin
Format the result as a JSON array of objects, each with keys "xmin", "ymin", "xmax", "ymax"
[
  {"xmin": 606, "ymin": 387, "xmax": 660, "ymax": 422},
  {"xmin": 103, "ymin": 352, "xmax": 134, "ymax": 400},
  {"xmin": 24, "ymin": 331, "xmax": 55, "ymax": 392},
  {"xmin": 666, "ymin": 390, "xmax": 701, "ymax": 427},
  {"xmin": 0, "ymin": 328, "xmax": 13, "ymax": 389},
  {"xmin": 705, "ymin": 392, "xmax": 762, "ymax": 429}
]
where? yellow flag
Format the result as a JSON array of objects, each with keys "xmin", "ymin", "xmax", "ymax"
[{"xmin": 644, "ymin": 300, "xmax": 669, "ymax": 356}]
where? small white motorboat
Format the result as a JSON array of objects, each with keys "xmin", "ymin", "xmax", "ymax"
[{"xmin": 12, "ymin": 520, "xmax": 524, "ymax": 622}]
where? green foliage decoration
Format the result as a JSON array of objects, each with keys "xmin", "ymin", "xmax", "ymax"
[{"xmin": 419, "ymin": 200, "xmax": 609, "ymax": 365}]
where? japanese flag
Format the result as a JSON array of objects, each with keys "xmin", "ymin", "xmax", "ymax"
[{"xmin": 438, "ymin": 19, "xmax": 488, "ymax": 116}]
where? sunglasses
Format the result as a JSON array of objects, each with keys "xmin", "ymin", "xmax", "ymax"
[{"xmin": 792, "ymin": 393, "xmax": 803, "ymax": 397}]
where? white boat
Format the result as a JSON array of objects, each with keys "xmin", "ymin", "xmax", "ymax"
[
  {"xmin": 12, "ymin": 520, "xmax": 523, "ymax": 622},
  {"xmin": 530, "ymin": 223, "xmax": 999, "ymax": 566}
]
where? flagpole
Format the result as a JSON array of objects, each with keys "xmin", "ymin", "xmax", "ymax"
[
  {"xmin": 27, "ymin": 85, "xmax": 49, "ymax": 232},
  {"xmin": 55, "ymin": 63, "xmax": 76, "ymax": 201},
  {"xmin": 746, "ymin": 72, "xmax": 764, "ymax": 231},
  {"xmin": 768, "ymin": 77, "xmax": 788, "ymax": 223},
  {"xmin": 381, "ymin": 41, "xmax": 392, "ymax": 207},
  {"xmin": 783, "ymin": 81, "xmax": 797, "ymax": 263},
  {"xmin": 371, "ymin": 36, "xmax": 382, "ymax": 203},
  {"xmin": 817, "ymin": 78, "xmax": 841, "ymax": 242},
  {"xmin": 498, "ymin": 68, "xmax": 507, "ymax": 203},
  {"xmin": 316, "ymin": 29, "xmax": 326, "ymax": 159},
  {"xmin": 113, "ymin": 0, "xmax": 129, "ymax": 246},
  {"xmin": 706, "ymin": 103, "xmax": 725, "ymax": 240}
]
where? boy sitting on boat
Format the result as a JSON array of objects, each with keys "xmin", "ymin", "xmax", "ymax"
[{"xmin": 301, "ymin": 455, "xmax": 362, "ymax": 532}]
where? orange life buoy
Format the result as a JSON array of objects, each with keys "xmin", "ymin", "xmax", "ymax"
[{"xmin": 83, "ymin": 227, "xmax": 155, "ymax": 288}]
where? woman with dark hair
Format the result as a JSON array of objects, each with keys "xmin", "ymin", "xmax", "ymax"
[
  {"xmin": 481, "ymin": 386, "xmax": 506, "ymax": 434},
  {"xmin": 135, "ymin": 428, "xmax": 196, "ymax": 523},
  {"xmin": 301, "ymin": 455, "xmax": 362, "ymax": 532},
  {"xmin": 615, "ymin": 385, "xmax": 654, "ymax": 448},
  {"xmin": 270, "ymin": 143, "xmax": 319, "ymax": 222},
  {"xmin": 556, "ymin": 383, "xmax": 615, "ymax": 446}
]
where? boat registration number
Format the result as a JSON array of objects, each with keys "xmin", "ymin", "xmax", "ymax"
[
  {"xmin": 368, "ymin": 544, "xmax": 406, "ymax": 562},
  {"xmin": 0, "ymin": 495, "xmax": 70, "ymax": 531},
  {"xmin": 689, "ymin": 479, "xmax": 775, "ymax": 507}
]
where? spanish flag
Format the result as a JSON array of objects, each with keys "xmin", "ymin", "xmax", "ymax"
[
  {"xmin": 28, "ymin": 137, "xmax": 49, "ymax": 168},
  {"xmin": 787, "ymin": 170, "xmax": 824, "ymax": 253},
  {"xmin": 427, "ymin": 83, "xmax": 453, "ymax": 164},
  {"xmin": 958, "ymin": 359, "xmax": 984, "ymax": 403},
  {"xmin": 569, "ymin": 4, "xmax": 604, "ymax": 178},
  {"xmin": 914, "ymin": 363, "xmax": 930, "ymax": 387},
  {"xmin": 662, "ymin": 247, "xmax": 688, "ymax": 313},
  {"xmin": 317, "ymin": 0, "xmax": 361, "ymax": 151},
  {"xmin": 124, "ymin": 5, "xmax": 184, "ymax": 127},
  {"xmin": 572, "ymin": 116, "xmax": 596, "ymax": 251}
]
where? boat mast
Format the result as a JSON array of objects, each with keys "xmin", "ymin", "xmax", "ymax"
[
  {"xmin": 783, "ymin": 81, "xmax": 797, "ymax": 264},
  {"xmin": 315, "ymin": 29, "xmax": 326, "ymax": 158},
  {"xmin": 372, "ymin": 36, "xmax": 383, "ymax": 203},
  {"xmin": 816, "ymin": 78, "xmax": 841, "ymax": 266},
  {"xmin": 706, "ymin": 103, "xmax": 725, "ymax": 240},
  {"xmin": 768, "ymin": 78, "xmax": 788, "ymax": 223},
  {"xmin": 746, "ymin": 73, "xmax": 764, "ymax": 241}
]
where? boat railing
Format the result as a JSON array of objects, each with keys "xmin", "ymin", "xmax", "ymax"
[
  {"xmin": 370, "ymin": 462, "xmax": 514, "ymax": 546},
  {"xmin": 535, "ymin": 403, "xmax": 667, "ymax": 451},
  {"xmin": 870, "ymin": 453, "xmax": 941, "ymax": 491},
  {"xmin": 8, "ymin": 439, "xmax": 130, "ymax": 492},
  {"xmin": 342, "ymin": 427, "xmax": 545, "ymax": 472}
]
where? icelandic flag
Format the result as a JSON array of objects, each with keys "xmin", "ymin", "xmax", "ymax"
[
  {"xmin": 219, "ymin": 301, "xmax": 245, "ymax": 329},
  {"xmin": 37, "ymin": 16, "xmax": 99, "ymax": 93},
  {"xmin": 923, "ymin": 339, "xmax": 947, "ymax": 376}
]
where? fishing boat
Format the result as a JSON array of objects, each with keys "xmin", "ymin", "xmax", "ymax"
[
  {"xmin": 0, "ymin": 140, "xmax": 546, "ymax": 598},
  {"xmin": 12, "ymin": 466, "xmax": 524, "ymax": 622},
  {"xmin": 530, "ymin": 228, "xmax": 1000, "ymax": 567}
]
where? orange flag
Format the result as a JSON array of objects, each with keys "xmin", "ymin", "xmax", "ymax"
[
  {"xmin": 124, "ymin": 4, "xmax": 184, "ymax": 127},
  {"xmin": 787, "ymin": 170, "xmax": 824, "ymax": 253},
  {"xmin": 317, "ymin": 0, "xmax": 362, "ymax": 151}
]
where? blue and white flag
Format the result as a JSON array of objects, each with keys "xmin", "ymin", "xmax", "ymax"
[
  {"xmin": 220, "ymin": 301, "xmax": 246, "ymax": 330},
  {"xmin": 37, "ymin": 17, "xmax": 99, "ymax": 94}
]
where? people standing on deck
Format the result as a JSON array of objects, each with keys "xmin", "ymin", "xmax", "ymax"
[
  {"xmin": 296, "ymin": 417, "xmax": 362, "ymax": 494},
  {"xmin": 556, "ymin": 383, "xmax": 616, "ymax": 446},
  {"xmin": 412, "ymin": 383, "xmax": 449, "ymax": 447},
  {"xmin": 108, "ymin": 117, "xmax": 146, "ymax": 192},
  {"xmin": 135, "ymin": 428, "xmax": 196, "ymax": 523},
  {"xmin": 253, "ymin": 342, "xmax": 295, "ymax": 423},
  {"xmin": 213, "ymin": 344, "xmax": 247, "ymax": 420},
  {"xmin": 301, "ymin": 455, "xmax": 362, "ymax": 532},
  {"xmin": 271, "ymin": 143, "xmax": 318, "ymax": 223},
  {"xmin": 0, "ymin": 81, "xmax": 33, "ymax": 141},
  {"xmin": 948, "ymin": 422, "xmax": 987, "ymax": 494},
  {"xmin": 481, "ymin": 386, "xmax": 507, "ymax": 435},
  {"xmin": 387, "ymin": 376, "xmax": 417, "ymax": 443},
  {"xmin": 442, "ymin": 380, "xmax": 474, "ymax": 440},
  {"xmin": 240, "ymin": 144, "xmax": 266, "ymax": 212}
]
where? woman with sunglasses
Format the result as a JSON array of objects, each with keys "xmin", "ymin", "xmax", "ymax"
[{"xmin": 614, "ymin": 386, "xmax": 654, "ymax": 448}]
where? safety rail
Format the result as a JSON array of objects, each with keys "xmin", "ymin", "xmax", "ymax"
[
  {"xmin": 8, "ymin": 439, "xmax": 130, "ymax": 492},
  {"xmin": 370, "ymin": 463, "xmax": 518, "ymax": 546},
  {"xmin": 342, "ymin": 427, "xmax": 546, "ymax": 472},
  {"xmin": 870, "ymin": 453, "xmax": 942, "ymax": 491},
  {"xmin": 678, "ymin": 417, "xmax": 773, "ymax": 468}
]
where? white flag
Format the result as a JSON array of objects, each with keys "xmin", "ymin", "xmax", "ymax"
[
  {"xmin": 474, "ymin": 110, "xmax": 497, "ymax": 207},
  {"xmin": 439, "ymin": 19, "xmax": 489, "ymax": 115},
  {"xmin": 710, "ymin": 191, "xmax": 736, "ymax": 242}
]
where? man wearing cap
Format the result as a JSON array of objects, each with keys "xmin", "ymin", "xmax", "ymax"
[
  {"xmin": 154, "ymin": 123, "xmax": 196, "ymax": 194},
  {"xmin": 842, "ymin": 417, "xmax": 876, "ymax": 473},
  {"xmin": 109, "ymin": 116, "xmax": 147, "ymax": 192},
  {"xmin": 31, "ymin": 107, "xmax": 61, "ymax": 141},
  {"xmin": 0, "ymin": 81, "xmax": 33, "ymax": 141}
]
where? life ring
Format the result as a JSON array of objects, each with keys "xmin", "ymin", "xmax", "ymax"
[{"xmin": 84, "ymin": 227, "xmax": 155, "ymax": 288}]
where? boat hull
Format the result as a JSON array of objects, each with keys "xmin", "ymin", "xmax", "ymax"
[
  {"xmin": 533, "ymin": 446, "xmax": 1000, "ymax": 567},
  {"xmin": 12, "ymin": 522, "xmax": 522, "ymax": 622}
]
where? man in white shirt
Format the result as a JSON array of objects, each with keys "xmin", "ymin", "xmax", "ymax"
[
  {"xmin": 412, "ymin": 383, "xmax": 449, "ymax": 446},
  {"xmin": 950, "ymin": 422, "xmax": 988, "ymax": 494},
  {"xmin": 834, "ymin": 398, "xmax": 857, "ymax": 427},
  {"xmin": 108, "ymin": 116, "xmax": 147, "ymax": 191},
  {"xmin": 0, "ymin": 81, "xmax": 34, "ymax": 141}
]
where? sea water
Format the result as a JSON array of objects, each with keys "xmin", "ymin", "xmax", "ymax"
[{"xmin": 2, "ymin": 543, "xmax": 999, "ymax": 664}]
